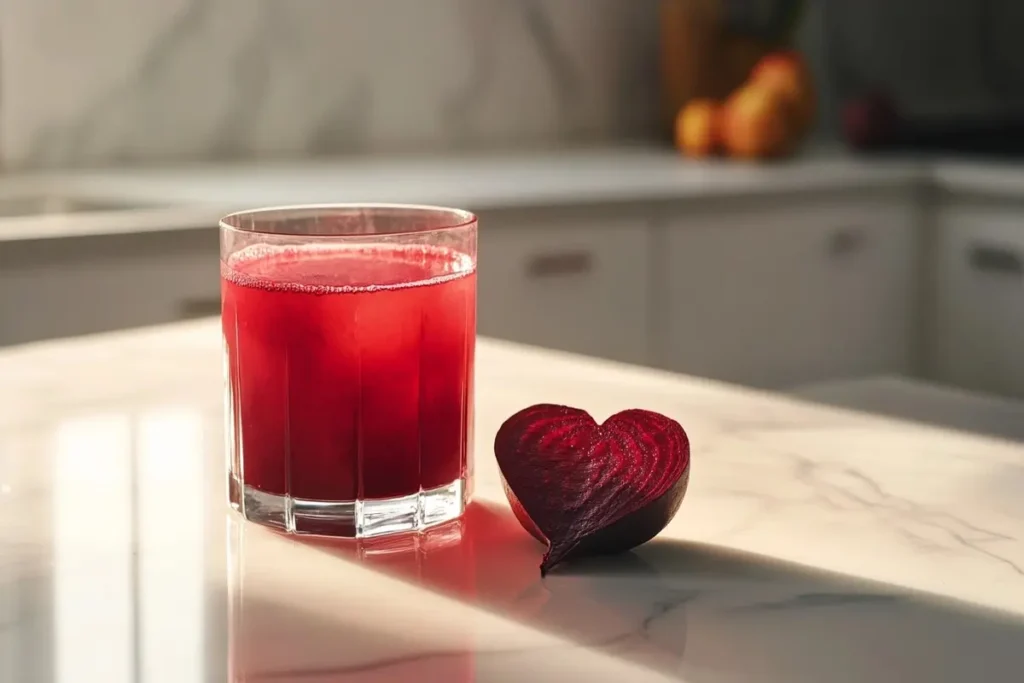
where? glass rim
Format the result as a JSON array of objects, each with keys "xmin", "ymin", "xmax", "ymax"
[{"xmin": 219, "ymin": 202, "xmax": 478, "ymax": 238}]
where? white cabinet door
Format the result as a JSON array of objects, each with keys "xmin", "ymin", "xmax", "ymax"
[
  {"xmin": 0, "ymin": 229, "xmax": 219, "ymax": 346},
  {"xmin": 478, "ymin": 210, "xmax": 651, "ymax": 364},
  {"xmin": 932, "ymin": 201, "xmax": 1024, "ymax": 399},
  {"xmin": 659, "ymin": 195, "xmax": 918, "ymax": 388}
]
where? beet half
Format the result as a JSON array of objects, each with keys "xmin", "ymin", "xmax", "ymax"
[{"xmin": 494, "ymin": 404, "xmax": 690, "ymax": 575}]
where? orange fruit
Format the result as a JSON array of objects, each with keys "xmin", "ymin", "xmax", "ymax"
[
  {"xmin": 751, "ymin": 51, "xmax": 816, "ymax": 135},
  {"xmin": 675, "ymin": 99, "xmax": 722, "ymax": 158},
  {"xmin": 721, "ymin": 84, "xmax": 792, "ymax": 159}
]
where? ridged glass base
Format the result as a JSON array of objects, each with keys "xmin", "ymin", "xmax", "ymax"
[{"xmin": 229, "ymin": 475, "xmax": 467, "ymax": 538}]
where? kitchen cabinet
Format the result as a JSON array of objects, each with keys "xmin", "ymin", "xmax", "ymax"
[
  {"xmin": 656, "ymin": 193, "xmax": 920, "ymax": 389},
  {"xmin": 931, "ymin": 199, "xmax": 1024, "ymax": 399},
  {"xmin": 477, "ymin": 209, "xmax": 652, "ymax": 365},
  {"xmin": 0, "ymin": 230, "xmax": 219, "ymax": 346},
  {"xmin": 0, "ymin": 211, "xmax": 659, "ymax": 363}
]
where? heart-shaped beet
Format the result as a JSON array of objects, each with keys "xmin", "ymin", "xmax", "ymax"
[{"xmin": 495, "ymin": 404, "xmax": 690, "ymax": 575}]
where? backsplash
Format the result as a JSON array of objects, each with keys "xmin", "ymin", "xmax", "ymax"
[
  {"xmin": 6, "ymin": 1, "xmax": 1015, "ymax": 169},
  {"xmin": 0, "ymin": 0, "xmax": 661, "ymax": 169},
  {"xmin": 821, "ymin": 0, "xmax": 1024, "ymax": 119}
]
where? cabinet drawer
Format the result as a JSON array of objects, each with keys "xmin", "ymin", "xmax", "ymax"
[
  {"xmin": 660, "ymin": 196, "xmax": 918, "ymax": 388},
  {"xmin": 932, "ymin": 203, "xmax": 1024, "ymax": 398},
  {"xmin": 478, "ymin": 216, "xmax": 651, "ymax": 364}
]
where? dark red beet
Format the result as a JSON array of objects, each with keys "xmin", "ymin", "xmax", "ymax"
[
  {"xmin": 494, "ymin": 404, "xmax": 690, "ymax": 576},
  {"xmin": 842, "ymin": 91, "xmax": 901, "ymax": 150}
]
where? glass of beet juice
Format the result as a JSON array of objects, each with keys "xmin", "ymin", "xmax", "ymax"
[{"xmin": 221, "ymin": 205, "xmax": 477, "ymax": 537}]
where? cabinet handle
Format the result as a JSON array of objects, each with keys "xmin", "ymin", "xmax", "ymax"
[
  {"xmin": 969, "ymin": 243, "xmax": 1023, "ymax": 276},
  {"xmin": 826, "ymin": 228, "xmax": 866, "ymax": 258},
  {"xmin": 178, "ymin": 298, "xmax": 222, "ymax": 320},
  {"xmin": 525, "ymin": 250, "xmax": 593, "ymax": 278}
]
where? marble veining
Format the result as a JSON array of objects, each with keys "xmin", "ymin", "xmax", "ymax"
[
  {"xmin": 0, "ymin": 0, "xmax": 660, "ymax": 169},
  {"xmin": 2, "ymin": 320, "xmax": 1024, "ymax": 681}
]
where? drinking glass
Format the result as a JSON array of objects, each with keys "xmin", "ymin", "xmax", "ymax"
[{"xmin": 221, "ymin": 205, "xmax": 477, "ymax": 537}]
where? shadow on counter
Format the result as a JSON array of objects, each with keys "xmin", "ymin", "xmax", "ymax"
[{"xmin": 280, "ymin": 501, "xmax": 1024, "ymax": 683}]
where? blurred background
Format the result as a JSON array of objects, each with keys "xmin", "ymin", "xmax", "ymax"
[{"xmin": 3, "ymin": 0, "xmax": 1024, "ymax": 439}]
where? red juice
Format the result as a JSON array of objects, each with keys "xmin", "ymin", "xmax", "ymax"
[{"xmin": 222, "ymin": 243, "xmax": 475, "ymax": 505}]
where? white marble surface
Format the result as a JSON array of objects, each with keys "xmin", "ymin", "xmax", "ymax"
[
  {"xmin": 0, "ymin": 147, "xmax": 926, "ymax": 242},
  {"xmin": 4, "ymin": 144, "xmax": 1024, "ymax": 246},
  {"xmin": 0, "ymin": 0, "xmax": 659, "ymax": 169},
  {"xmin": 2, "ymin": 320, "xmax": 1024, "ymax": 682}
]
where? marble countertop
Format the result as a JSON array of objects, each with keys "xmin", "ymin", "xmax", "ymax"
[
  {"xmin": 0, "ymin": 146, "xmax": 933, "ymax": 242},
  {"xmin": 2, "ymin": 320, "xmax": 1024, "ymax": 682},
  {"xmin": 3, "ymin": 147, "xmax": 1024, "ymax": 244}
]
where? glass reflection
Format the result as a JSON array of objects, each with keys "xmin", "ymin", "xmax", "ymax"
[
  {"xmin": 51, "ymin": 407, "xmax": 207, "ymax": 683},
  {"xmin": 137, "ymin": 409, "xmax": 205, "ymax": 683},
  {"xmin": 305, "ymin": 501, "xmax": 685, "ymax": 669},
  {"xmin": 1, "ymin": 439, "xmax": 14, "ymax": 682},
  {"xmin": 227, "ymin": 517, "xmax": 478, "ymax": 683},
  {"xmin": 226, "ymin": 502, "xmax": 688, "ymax": 680},
  {"xmin": 53, "ymin": 414, "xmax": 134, "ymax": 683}
]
